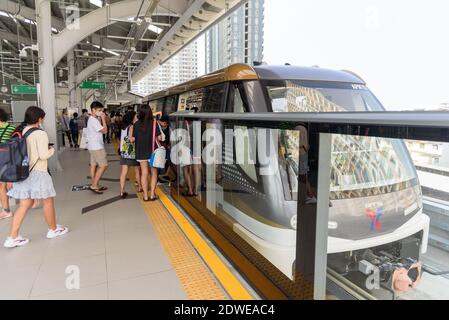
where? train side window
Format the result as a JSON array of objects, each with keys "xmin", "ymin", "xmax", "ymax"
[
  {"xmin": 178, "ymin": 89, "xmax": 203, "ymax": 111},
  {"xmin": 234, "ymin": 88, "xmax": 245, "ymax": 113},
  {"xmin": 202, "ymin": 84, "xmax": 226, "ymax": 112},
  {"xmin": 164, "ymin": 95, "xmax": 178, "ymax": 115},
  {"xmin": 231, "ymin": 82, "xmax": 249, "ymax": 113}
]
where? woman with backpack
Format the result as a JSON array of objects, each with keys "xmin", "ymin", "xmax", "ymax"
[
  {"xmin": 119, "ymin": 110, "xmax": 142, "ymax": 198},
  {"xmin": 3, "ymin": 106, "xmax": 69, "ymax": 248}
]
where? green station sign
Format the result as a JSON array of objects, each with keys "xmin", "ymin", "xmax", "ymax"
[
  {"xmin": 80, "ymin": 81, "xmax": 106, "ymax": 89},
  {"xmin": 11, "ymin": 84, "xmax": 37, "ymax": 95}
]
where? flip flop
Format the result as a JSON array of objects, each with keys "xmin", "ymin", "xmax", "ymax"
[
  {"xmin": 120, "ymin": 192, "xmax": 128, "ymax": 199},
  {"xmin": 89, "ymin": 187, "xmax": 103, "ymax": 194},
  {"xmin": 98, "ymin": 186, "xmax": 108, "ymax": 191}
]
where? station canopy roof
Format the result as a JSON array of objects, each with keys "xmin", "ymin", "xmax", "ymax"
[{"xmin": 0, "ymin": 0, "xmax": 244, "ymax": 98}]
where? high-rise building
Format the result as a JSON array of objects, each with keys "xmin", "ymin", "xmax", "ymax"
[
  {"xmin": 205, "ymin": 0, "xmax": 264, "ymax": 73},
  {"xmin": 132, "ymin": 42, "xmax": 198, "ymax": 96}
]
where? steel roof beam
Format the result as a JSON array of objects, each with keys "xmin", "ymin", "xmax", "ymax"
[
  {"xmin": 128, "ymin": 0, "xmax": 246, "ymax": 88},
  {"xmin": 75, "ymin": 58, "xmax": 121, "ymax": 86},
  {"xmin": 52, "ymin": 0, "xmax": 153, "ymax": 66},
  {"xmin": 0, "ymin": 0, "xmax": 125, "ymax": 63}
]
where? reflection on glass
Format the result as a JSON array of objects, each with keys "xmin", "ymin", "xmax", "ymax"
[
  {"xmin": 266, "ymin": 80, "xmax": 437, "ymax": 299},
  {"xmin": 266, "ymin": 80, "xmax": 383, "ymax": 113}
]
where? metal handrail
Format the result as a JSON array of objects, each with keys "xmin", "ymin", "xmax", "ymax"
[
  {"xmin": 169, "ymin": 111, "xmax": 449, "ymax": 143},
  {"xmin": 170, "ymin": 111, "xmax": 449, "ymax": 128}
]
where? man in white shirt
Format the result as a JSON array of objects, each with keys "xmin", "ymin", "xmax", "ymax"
[{"xmin": 86, "ymin": 101, "xmax": 108, "ymax": 194}]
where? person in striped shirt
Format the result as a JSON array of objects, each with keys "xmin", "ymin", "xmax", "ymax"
[{"xmin": 0, "ymin": 108, "xmax": 16, "ymax": 220}]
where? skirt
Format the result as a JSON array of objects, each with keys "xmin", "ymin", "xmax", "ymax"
[
  {"xmin": 120, "ymin": 157, "xmax": 139, "ymax": 167},
  {"xmin": 7, "ymin": 170, "xmax": 56, "ymax": 200}
]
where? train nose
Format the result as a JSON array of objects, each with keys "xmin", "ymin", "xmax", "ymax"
[{"xmin": 392, "ymin": 262, "xmax": 422, "ymax": 293}]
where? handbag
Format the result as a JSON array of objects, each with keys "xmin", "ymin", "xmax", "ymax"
[
  {"xmin": 79, "ymin": 128, "xmax": 88, "ymax": 149},
  {"xmin": 149, "ymin": 120, "xmax": 166, "ymax": 169},
  {"xmin": 120, "ymin": 126, "xmax": 135, "ymax": 159}
]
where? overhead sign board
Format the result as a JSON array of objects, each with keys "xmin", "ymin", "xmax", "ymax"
[
  {"xmin": 80, "ymin": 81, "xmax": 106, "ymax": 89},
  {"xmin": 11, "ymin": 84, "xmax": 37, "ymax": 95}
]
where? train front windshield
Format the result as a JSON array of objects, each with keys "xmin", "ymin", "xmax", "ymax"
[{"xmin": 264, "ymin": 79, "xmax": 421, "ymax": 237}]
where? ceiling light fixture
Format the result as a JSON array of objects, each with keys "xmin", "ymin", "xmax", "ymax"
[
  {"xmin": 148, "ymin": 24, "xmax": 163, "ymax": 34},
  {"xmin": 89, "ymin": 0, "xmax": 103, "ymax": 8}
]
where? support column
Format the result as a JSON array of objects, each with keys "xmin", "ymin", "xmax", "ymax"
[
  {"xmin": 76, "ymin": 87, "xmax": 83, "ymax": 111},
  {"xmin": 67, "ymin": 50, "xmax": 77, "ymax": 112},
  {"xmin": 36, "ymin": 0, "xmax": 61, "ymax": 171}
]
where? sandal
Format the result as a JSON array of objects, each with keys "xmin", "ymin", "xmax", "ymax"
[
  {"xmin": 89, "ymin": 187, "xmax": 103, "ymax": 194},
  {"xmin": 98, "ymin": 186, "xmax": 108, "ymax": 191},
  {"xmin": 182, "ymin": 191, "xmax": 194, "ymax": 197},
  {"xmin": 120, "ymin": 192, "xmax": 128, "ymax": 199},
  {"xmin": 149, "ymin": 195, "xmax": 159, "ymax": 201}
]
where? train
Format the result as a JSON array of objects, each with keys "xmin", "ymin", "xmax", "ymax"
[{"xmin": 143, "ymin": 63, "xmax": 430, "ymax": 298}]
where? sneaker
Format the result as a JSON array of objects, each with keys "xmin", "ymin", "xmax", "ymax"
[
  {"xmin": 4, "ymin": 236, "xmax": 29, "ymax": 248},
  {"xmin": 46, "ymin": 225, "xmax": 69, "ymax": 239},
  {"xmin": 0, "ymin": 210, "xmax": 12, "ymax": 220}
]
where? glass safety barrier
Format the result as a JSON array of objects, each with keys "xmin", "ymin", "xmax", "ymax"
[{"xmin": 166, "ymin": 111, "xmax": 449, "ymax": 300}]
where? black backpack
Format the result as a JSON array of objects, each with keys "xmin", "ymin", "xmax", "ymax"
[{"xmin": 0, "ymin": 127, "xmax": 41, "ymax": 182}]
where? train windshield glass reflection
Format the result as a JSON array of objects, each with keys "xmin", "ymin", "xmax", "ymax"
[
  {"xmin": 265, "ymin": 80, "xmax": 384, "ymax": 112},
  {"xmin": 265, "ymin": 80, "xmax": 419, "ymax": 200}
]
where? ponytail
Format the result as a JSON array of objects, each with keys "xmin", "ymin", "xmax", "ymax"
[{"xmin": 13, "ymin": 122, "xmax": 27, "ymax": 135}]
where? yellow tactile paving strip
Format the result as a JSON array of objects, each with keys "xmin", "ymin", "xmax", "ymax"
[
  {"xmin": 117, "ymin": 139, "xmax": 251, "ymax": 300},
  {"xmin": 137, "ymin": 191, "xmax": 229, "ymax": 300},
  {"xmin": 155, "ymin": 190, "xmax": 253, "ymax": 300}
]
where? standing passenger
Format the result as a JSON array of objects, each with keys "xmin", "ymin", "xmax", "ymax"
[
  {"xmin": 4, "ymin": 106, "xmax": 68, "ymax": 248},
  {"xmin": 59, "ymin": 108, "xmax": 73, "ymax": 148},
  {"xmin": 69, "ymin": 112, "xmax": 80, "ymax": 148},
  {"xmin": 104, "ymin": 111, "xmax": 112, "ymax": 144},
  {"xmin": 157, "ymin": 115, "xmax": 175, "ymax": 183},
  {"xmin": 119, "ymin": 111, "xmax": 142, "ymax": 198},
  {"xmin": 133, "ymin": 105, "xmax": 160, "ymax": 201},
  {"xmin": 79, "ymin": 109, "xmax": 89, "ymax": 129},
  {"xmin": 86, "ymin": 101, "xmax": 109, "ymax": 194},
  {"xmin": 0, "ymin": 108, "xmax": 15, "ymax": 220}
]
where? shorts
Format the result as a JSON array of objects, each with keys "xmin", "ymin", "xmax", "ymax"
[
  {"xmin": 120, "ymin": 157, "xmax": 139, "ymax": 166},
  {"xmin": 89, "ymin": 149, "xmax": 108, "ymax": 167}
]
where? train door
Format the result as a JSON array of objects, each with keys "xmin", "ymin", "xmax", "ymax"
[
  {"xmin": 176, "ymin": 84, "xmax": 227, "ymax": 212},
  {"xmin": 201, "ymin": 84, "xmax": 228, "ymax": 213}
]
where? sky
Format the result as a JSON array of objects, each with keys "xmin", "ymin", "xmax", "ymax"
[{"xmin": 264, "ymin": 0, "xmax": 449, "ymax": 110}]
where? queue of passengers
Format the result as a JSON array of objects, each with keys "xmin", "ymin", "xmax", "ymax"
[{"xmin": 0, "ymin": 101, "xmax": 175, "ymax": 248}]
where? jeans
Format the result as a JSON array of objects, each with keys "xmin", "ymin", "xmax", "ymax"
[{"xmin": 71, "ymin": 130, "xmax": 79, "ymax": 146}]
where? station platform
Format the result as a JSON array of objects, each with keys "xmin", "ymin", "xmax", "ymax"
[{"xmin": 0, "ymin": 144, "xmax": 254, "ymax": 300}]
